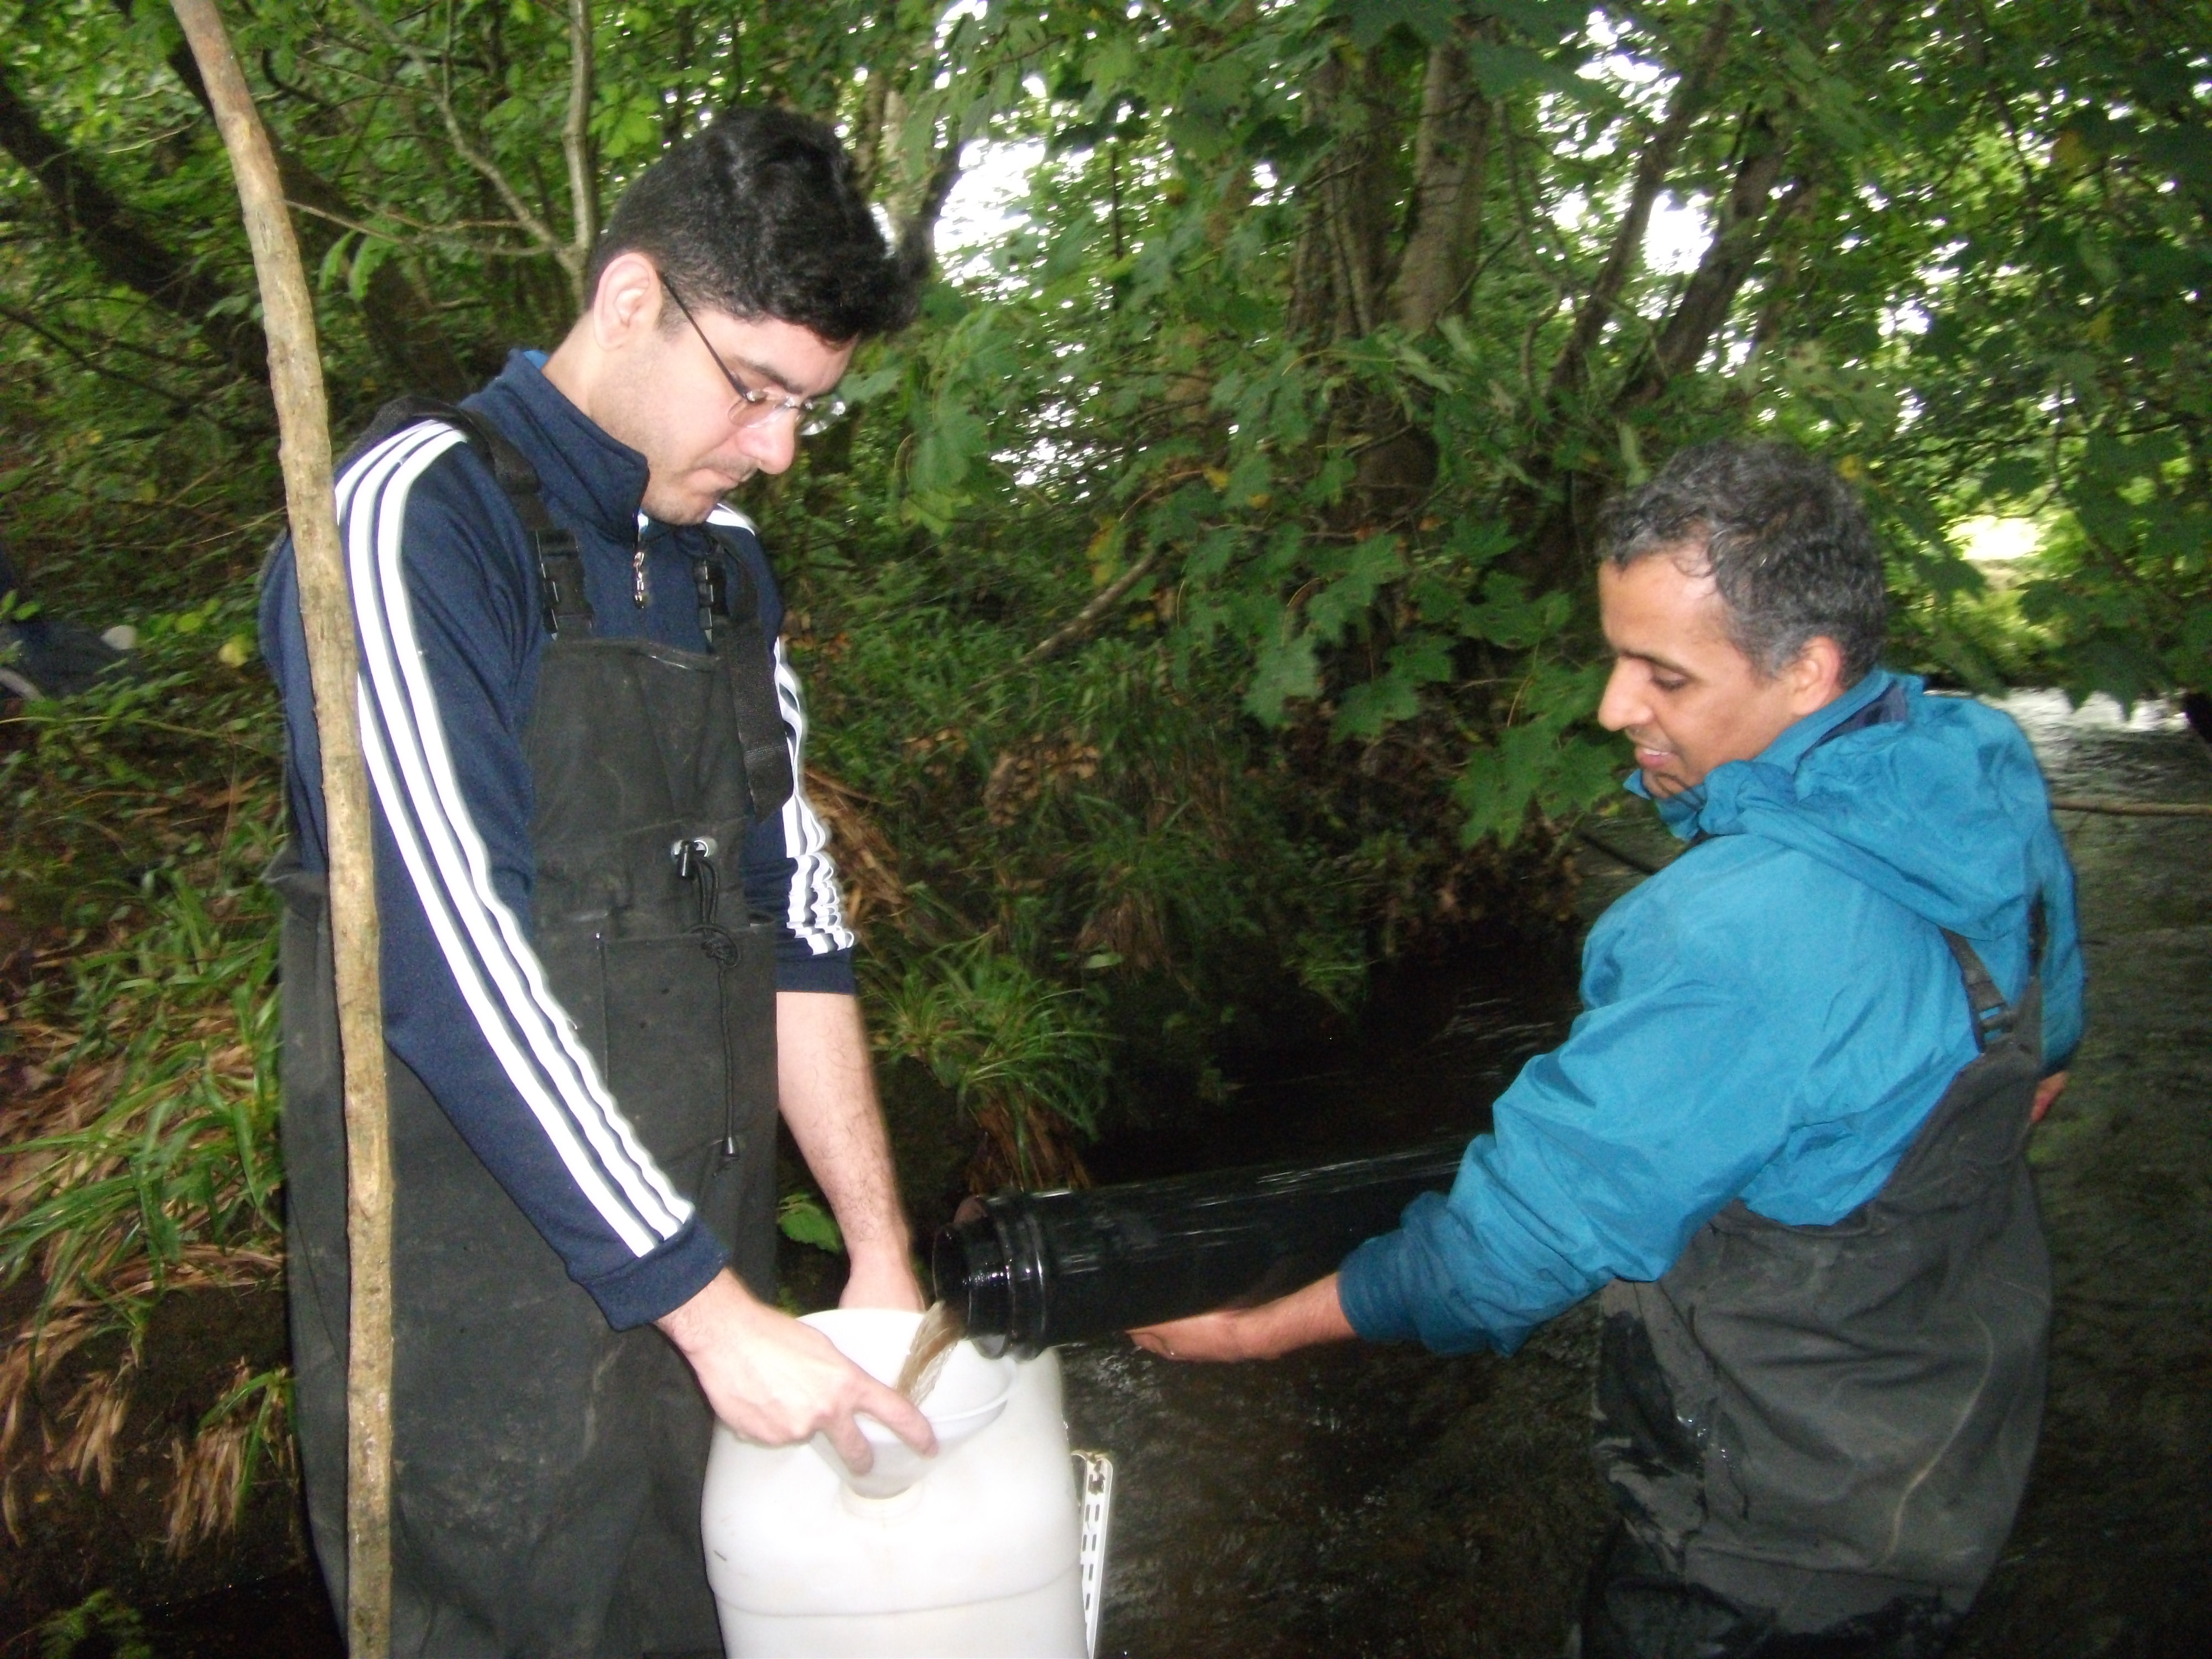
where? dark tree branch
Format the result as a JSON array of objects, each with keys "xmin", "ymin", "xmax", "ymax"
[
  {"xmin": 1019, "ymin": 469, "xmax": 1206, "ymax": 666},
  {"xmin": 128, "ymin": 0, "xmax": 474, "ymax": 393},
  {"xmin": 0, "ymin": 300, "xmax": 236, "ymax": 422},
  {"xmin": 1542, "ymin": 4, "xmax": 1734, "ymax": 406},
  {"xmin": 1288, "ymin": 48, "xmax": 1401, "ymax": 343},
  {"xmin": 1021, "ymin": 544, "xmax": 1165, "ymax": 666},
  {"xmin": 1614, "ymin": 132, "xmax": 1808, "ymax": 412},
  {"xmin": 0, "ymin": 53, "xmax": 268, "ymax": 383},
  {"xmin": 896, "ymin": 130, "xmax": 963, "ymax": 282}
]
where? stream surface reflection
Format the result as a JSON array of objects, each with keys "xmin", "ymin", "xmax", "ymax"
[{"xmin": 1062, "ymin": 692, "xmax": 2212, "ymax": 1659}]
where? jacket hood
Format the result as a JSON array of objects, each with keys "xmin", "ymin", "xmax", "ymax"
[{"xmin": 1639, "ymin": 669, "xmax": 2058, "ymax": 943}]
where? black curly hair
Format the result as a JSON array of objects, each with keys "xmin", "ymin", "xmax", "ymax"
[{"xmin": 586, "ymin": 106, "xmax": 917, "ymax": 342}]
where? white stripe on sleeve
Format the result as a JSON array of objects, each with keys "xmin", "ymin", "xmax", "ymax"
[
  {"xmin": 338, "ymin": 422, "xmax": 692, "ymax": 1255},
  {"xmin": 771, "ymin": 638, "xmax": 855, "ymax": 957}
]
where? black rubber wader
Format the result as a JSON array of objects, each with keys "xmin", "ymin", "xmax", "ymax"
[
  {"xmin": 1581, "ymin": 930, "xmax": 2050, "ymax": 1659},
  {"xmin": 273, "ymin": 404, "xmax": 793, "ymax": 1657}
]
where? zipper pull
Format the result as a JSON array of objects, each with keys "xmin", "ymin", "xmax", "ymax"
[{"xmin": 632, "ymin": 545, "xmax": 650, "ymax": 608}]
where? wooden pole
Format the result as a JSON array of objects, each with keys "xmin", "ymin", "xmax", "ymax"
[{"xmin": 168, "ymin": 4, "xmax": 394, "ymax": 1653}]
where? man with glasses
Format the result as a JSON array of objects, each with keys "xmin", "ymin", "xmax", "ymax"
[{"xmin": 262, "ymin": 108, "xmax": 927, "ymax": 1655}]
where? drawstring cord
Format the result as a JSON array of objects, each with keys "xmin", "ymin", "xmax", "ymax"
[
  {"xmin": 672, "ymin": 835, "xmax": 720, "ymax": 927},
  {"xmin": 672, "ymin": 836, "xmax": 743, "ymax": 1158}
]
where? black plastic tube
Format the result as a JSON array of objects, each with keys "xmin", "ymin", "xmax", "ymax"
[{"xmin": 932, "ymin": 1136, "xmax": 1468, "ymax": 1358}]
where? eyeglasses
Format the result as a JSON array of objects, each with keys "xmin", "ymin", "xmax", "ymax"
[{"xmin": 660, "ymin": 280, "xmax": 844, "ymax": 436}]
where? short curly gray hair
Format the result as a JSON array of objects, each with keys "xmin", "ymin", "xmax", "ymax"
[{"xmin": 1597, "ymin": 440, "xmax": 1887, "ymax": 684}]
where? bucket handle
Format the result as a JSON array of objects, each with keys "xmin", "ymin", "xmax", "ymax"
[{"xmin": 1073, "ymin": 1451, "xmax": 1114, "ymax": 1658}]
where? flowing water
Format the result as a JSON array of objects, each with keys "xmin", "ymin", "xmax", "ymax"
[
  {"xmin": 1061, "ymin": 692, "xmax": 2212, "ymax": 1659},
  {"xmin": 896, "ymin": 1300, "xmax": 967, "ymax": 1405}
]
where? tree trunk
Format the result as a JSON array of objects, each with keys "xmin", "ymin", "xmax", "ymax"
[
  {"xmin": 1288, "ymin": 48, "xmax": 1402, "ymax": 345},
  {"xmin": 1390, "ymin": 35, "xmax": 1492, "ymax": 335},
  {"xmin": 1615, "ymin": 159, "xmax": 1810, "ymax": 414},
  {"xmin": 1494, "ymin": 7, "xmax": 1740, "ymax": 586},
  {"xmin": 896, "ymin": 132, "xmax": 964, "ymax": 284}
]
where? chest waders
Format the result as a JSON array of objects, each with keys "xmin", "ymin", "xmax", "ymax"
[
  {"xmin": 272, "ymin": 402, "xmax": 791, "ymax": 1657},
  {"xmin": 1580, "ymin": 921, "xmax": 2050, "ymax": 1659}
]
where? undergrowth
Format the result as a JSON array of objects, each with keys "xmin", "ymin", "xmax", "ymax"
[{"xmin": 0, "ymin": 579, "xmax": 293, "ymax": 1554}]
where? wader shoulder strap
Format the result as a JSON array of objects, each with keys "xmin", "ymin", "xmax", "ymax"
[
  {"xmin": 700, "ymin": 524, "xmax": 794, "ymax": 817},
  {"xmin": 1938, "ymin": 892, "xmax": 2046, "ymax": 1053},
  {"xmin": 349, "ymin": 395, "xmax": 595, "ymax": 639},
  {"xmin": 1938, "ymin": 931, "xmax": 2013, "ymax": 1051}
]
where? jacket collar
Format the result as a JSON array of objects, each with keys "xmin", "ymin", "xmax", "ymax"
[
  {"xmin": 1631, "ymin": 667, "xmax": 1902, "ymax": 841},
  {"xmin": 467, "ymin": 349, "xmax": 653, "ymax": 547}
]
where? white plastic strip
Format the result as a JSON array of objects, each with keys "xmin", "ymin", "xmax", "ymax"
[{"xmin": 1073, "ymin": 1450, "xmax": 1114, "ymax": 1659}]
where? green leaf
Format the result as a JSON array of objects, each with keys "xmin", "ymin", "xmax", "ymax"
[
  {"xmin": 1340, "ymin": 0, "xmax": 1458, "ymax": 49},
  {"xmin": 1456, "ymin": 572, "xmax": 1556, "ymax": 648},
  {"xmin": 1332, "ymin": 672, "xmax": 1420, "ymax": 741},
  {"xmin": 1224, "ymin": 450, "xmax": 1273, "ymax": 507},
  {"xmin": 909, "ymin": 403, "xmax": 988, "ymax": 495},
  {"xmin": 1471, "ymin": 1, "xmax": 1585, "ymax": 41},
  {"xmin": 1979, "ymin": 456, "xmax": 2046, "ymax": 500},
  {"xmin": 1464, "ymin": 40, "xmax": 1587, "ymax": 99},
  {"xmin": 346, "ymin": 235, "xmax": 395, "ymax": 305},
  {"xmin": 1388, "ymin": 337, "xmax": 1458, "ymax": 393},
  {"xmin": 776, "ymin": 1192, "xmax": 844, "ymax": 1254},
  {"xmin": 1043, "ymin": 213, "xmax": 1097, "ymax": 284},
  {"xmin": 1306, "ymin": 534, "xmax": 1405, "ymax": 643},
  {"xmin": 837, "ymin": 364, "xmax": 905, "ymax": 405},
  {"xmin": 316, "ymin": 231, "xmax": 359, "ymax": 296},
  {"xmin": 1328, "ymin": 632, "xmax": 1455, "ymax": 740},
  {"xmin": 1245, "ymin": 626, "xmax": 1321, "ymax": 726},
  {"xmin": 1188, "ymin": 525, "xmax": 1249, "ymax": 580},
  {"xmin": 1453, "ymin": 721, "xmax": 1563, "ymax": 845},
  {"xmin": 1083, "ymin": 36, "xmax": 1140, "ymax": 112}
]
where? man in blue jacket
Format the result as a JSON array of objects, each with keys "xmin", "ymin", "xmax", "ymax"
[
  {"xmin": 1136, "ymin": 440, "xmax": 2083, "ymax": 1657},
  {"xmin": 263, "ymin": 111, "xmax": 932, "ymax": 1654}
]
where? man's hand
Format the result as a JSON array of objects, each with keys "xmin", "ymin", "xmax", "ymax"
[
  {"xmin": 2032, "ymin": 1069, "xmax": 2069, "ymax": 1126},
  {"xmin": 658, "ymin": 1269, "xmax": 934, "ymax": 1472},
  {"xmin": 1130, "ymin": 1274, "xmax": 1357, "ymax": 1364}
]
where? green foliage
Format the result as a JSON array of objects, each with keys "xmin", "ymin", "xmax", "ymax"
[
  {"xmin": 870, "ymin": 938, "xmax": 1108, "ymax": 1139},
  {"xmin": 1, "ymin": 619, "xmax": 285, "ymax": 1310},
  {"xmin": 776, "ymin": 1191, "xmax": 845, "ymax": 1254},
  {"xmin": 38, "ymin": 1589, "xmax": 153, "ymax": 1659},
  {"xmin": 5, "ymin": 0, "xmax": 2199, "ymax": 1135},
  {"xmin": 0, "ymin": 873, "xmax": 280, "ymax": 1315},
  {"xmin": 0, "ymin": 586, "xmax": 286, "ymax": 1546}
]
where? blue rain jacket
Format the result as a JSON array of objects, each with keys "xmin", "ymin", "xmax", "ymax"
[{"xmin": 1338, "ymin": 669, "xmax": 2084, "ymax": 1356}]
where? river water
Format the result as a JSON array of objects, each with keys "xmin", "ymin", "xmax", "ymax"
[{"xmin": 1062, "ymin": 691, "xmax": 2212, "ymax": 1659}]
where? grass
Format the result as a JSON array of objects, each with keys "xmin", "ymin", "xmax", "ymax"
[
  {"xmin": 869, "ymin": 936, "xmax": 1110, "ymax": 1191},
  {"xmin": 1, "ymin": 581, "xmax": 291, "ymax": 1554}
]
